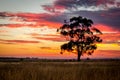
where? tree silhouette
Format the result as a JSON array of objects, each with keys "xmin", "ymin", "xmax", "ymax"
[{"xmin": 57, "ymin": 16, "xmax": 102, "ymax": 61}]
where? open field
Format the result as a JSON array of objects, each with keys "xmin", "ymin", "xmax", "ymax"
[{"xmin": 0, "ymin": 60, "xmax": 120, "ymax": 80}]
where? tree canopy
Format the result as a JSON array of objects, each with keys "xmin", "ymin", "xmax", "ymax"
[{"xmin": 57, "ymin": 16, "xmax": 102, "ymax": 61}]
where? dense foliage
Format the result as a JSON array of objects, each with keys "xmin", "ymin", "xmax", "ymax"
[{"xmin": 57, "ymin": 16, "xmax": 102, "ymax": 61}]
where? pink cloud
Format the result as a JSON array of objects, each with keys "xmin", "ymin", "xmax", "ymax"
[
  {"xmin": 94, "ymin": 24, "xmax": 118, "ymax": 32},
  {"xmin": 0, "ymin": 12, "xmax": 62, "ymax": 28},
  {"xmin": 42, "ymin": 4, "xmax": 66, "ymax": 13}
]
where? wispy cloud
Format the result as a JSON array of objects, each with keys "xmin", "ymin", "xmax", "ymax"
[
  {"xmin": 42, "ymin": 0, "xmax": 120, "ymax": 13},
  {"xmin": 0, "ymin": 39, "xmax": 40, "ymax": 44},
  {"xmin": 41, "ymin": 0, "xmax": 120, "ymax": 30},
  {"xmin": 33, "ymin": 36, "xmax": 66, "ymax": 42},
  {"xmin": 0, "ymin": 12, "xmax": 62, "ymax": 28},
  {"xmin": 39, "ymin": 47, "xmax": 52, "ymax": 49}
]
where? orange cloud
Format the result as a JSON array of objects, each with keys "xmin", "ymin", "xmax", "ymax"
[
  {"xmin": 33, "ymin": 36, "xmax": 66, "ymax": 42},
  {"xmin": 39, "ymin": 47, "xmax": 52, "ymax": 50},
  {"xmin": 0, "ymin": 39, "xmax": 39, "ymax": 44},
  {"xmin": 101, "ymin": 33, "xmax": 120, "ymax": 42},
  {"xmin": 91, "ymin": 50, "xmax": 120, "ymax": 59},
  {"xmin": 27, "ymin": 32, "xmax": 67, "ymax": 42},
  {"xmin": 0, "ymin": 30, "xmax": 8, "ymax": 33}
]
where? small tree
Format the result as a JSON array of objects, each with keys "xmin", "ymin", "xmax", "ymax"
[{"xmin": 57, "ymin": 16, "xmax": 102, "ymax": 61}]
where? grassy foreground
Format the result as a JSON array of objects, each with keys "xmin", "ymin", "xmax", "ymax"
[{"xmin": 0, "ymin": 61, "xmax": 120, "ymax": 80}]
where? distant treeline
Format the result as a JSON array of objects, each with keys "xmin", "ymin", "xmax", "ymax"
[
  {"xmin": 0, "ymin": 57, "xmax": 38, "ymax": 62},
  {"xmin": 0, "ymin": 57, "xmax": 120, "ymax": 62}
]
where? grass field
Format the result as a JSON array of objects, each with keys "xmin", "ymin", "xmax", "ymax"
[{"xmin": 0, "ymin": 60, "xmax": 120, "ymax": 80}]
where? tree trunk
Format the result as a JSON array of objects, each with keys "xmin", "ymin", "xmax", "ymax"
[
  {"xmin": 77, "ymin": 45, "xmax": 82, "ymax": 61},
  {"xmin": 77, "ymin": 50, "xmax": 82, "ymax": 61}
]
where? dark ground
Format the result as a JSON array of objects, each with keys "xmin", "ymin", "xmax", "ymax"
[{"xmin": 0, "ymin": 58, "xmax": 120, "ymax": 80}]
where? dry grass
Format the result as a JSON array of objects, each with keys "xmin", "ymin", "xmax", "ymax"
[{"xmin": 0, "ymin": 61, "xmax": 120, "ymax": 80}]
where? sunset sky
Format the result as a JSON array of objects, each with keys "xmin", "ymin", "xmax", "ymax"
[{"xmin": 0, "ymin": 0, "xmax": 120, "ymax": 59}]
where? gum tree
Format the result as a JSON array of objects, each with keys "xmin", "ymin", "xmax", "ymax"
[{"xmin": 57, "ymin": 16, "xmax": 102, "ymax": 61}]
